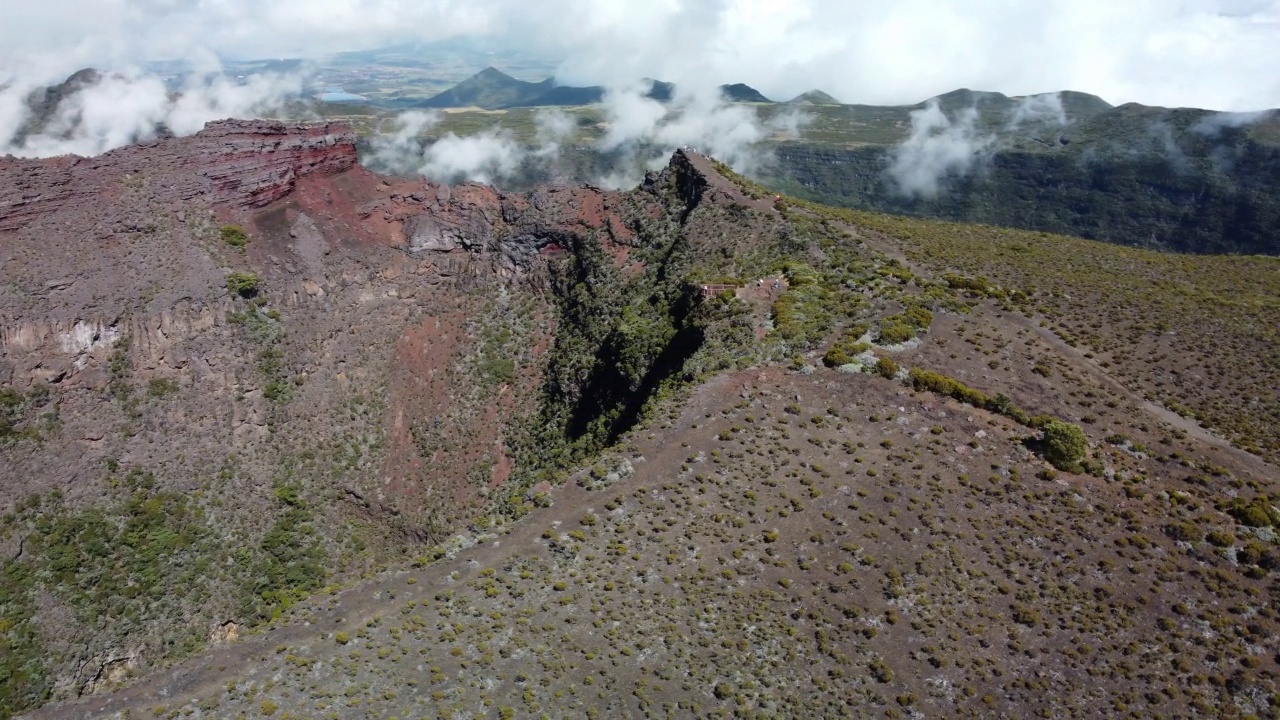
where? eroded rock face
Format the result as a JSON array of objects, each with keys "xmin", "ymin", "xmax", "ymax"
[
  {"xmin": 0, "ymin": 117, "xmax": 674, "ymax": 570},
  {"xmin": 0, "ymin": 121, "xmax": 748, "ymax": 710},
  {"xmin": 0, "ymin": 119, "xmax": 357, "ymax": 232}
]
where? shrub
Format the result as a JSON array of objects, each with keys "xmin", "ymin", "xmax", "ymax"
[
  {"xmin": 822, "ymin": 325, "xmax": 871, "ymax": 368},
  {"xmin": 902, "ymin": 304, "xmax": 933, "ymax": 330},
  {"xmin": 1225, "ymin": 498, "xmax": 1277, "ymax": 528},
  {"xmin": 1205, "ymin": 530, "xmax": 1235, "ymax": 547},
  {"xmin": 1028, "ymin": 414, "xmax": 1055, "ymax": 430},
  {"xmin": 876, "ymin": 317, "xmax": 916, "ymax": 345},
  {"xmin": 823, "ymin": 347, "xmax": 852, "ymax": 367},
  {"xmin": 263, "ymin": 380, "xmax": 293, "ymax": 404},
  {"xmin": 943, "ymin": 273, "xmax": 1004, "ymax": 298},
  {"xmin": 225, "ymin": 272, "xmax": 260, "ymax": 298},
  {"xmin": 1164, "ymin": 523, "xmax": 1199, "ymax": 542},
  {"xmin": 335, "ymin": 632, "xmax": 350, "ymax": 645},
  {"xmin": 875, "ymin": 357, "xmax": 900, "ymax": 379},
  {"xmin": 1043, "ymin": 420, "xmax": 1088, "ymax": 472},
  {"xmin": 907, "ymin": 368, "xmax": 989, "ymax": 408},
  {"xmin": 1011, "ymin": 603, "xmax": 1040, "ymax": 626},
  {"xmin": 146, "ymin": 378, "xmax": 178, "ymax": 398},
  {"xmin": 1238, "ymin": 541, "xmax": 1269, "ymax": 566},
  {"xmin": 220, "ymin": 225, "xmax": 248, "ymax": 248}
]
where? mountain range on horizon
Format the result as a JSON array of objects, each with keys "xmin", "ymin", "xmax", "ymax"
[
  {"xmin": 412, "ymin": 66, "xmax": 775, "ymax": 110},
  {"xmin": 6, "ymin": 68, "xmax": 1280, "ymax": 257}
]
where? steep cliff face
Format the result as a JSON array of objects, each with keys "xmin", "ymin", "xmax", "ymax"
[
  {"xmin": 0, "ymin": 119, "xmax": 695, "ymax": 711},
  {"xmin": 0, "ymin": 119, "xmax": 801, "ymax": 717},
  {"xmin": 770, "ymin": 137, "xmax": 1280, "ymax": 255},
  {"xmin": 0, "ymin": 120, "xmax": 358, "ymax": 233}
]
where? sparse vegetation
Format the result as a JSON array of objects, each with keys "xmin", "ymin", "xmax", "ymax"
[
  {"xmin": 225, "ymin": 271, "xmax": 260, "ymax": 298},
  {"xmin": 220, "ymin": 225, "xmax": 248, "ymax": 249},
  {"xmin": 7, "ymin": 116, "xmax": 1280, "ymax": 720}
]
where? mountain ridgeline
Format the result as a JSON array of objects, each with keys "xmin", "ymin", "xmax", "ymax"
[
  {"xmin": 415, "ymin": 67, "xmax": 773, "ymax": 110},
  {"xmin": 15, "ymin": 67, "xmax": 1277, "ymax": 254},
  {"xmin": 397, "ymin": 73, "xmax": 1280, "ymax": 255},
  {"xmin": 767, "ymin": 94, "xmax": 1280, "ymax": 255}
]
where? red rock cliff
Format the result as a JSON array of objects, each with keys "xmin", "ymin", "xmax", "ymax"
[{"xmin": 0, "ymin": 119, "xmax": 357, "ymax": 232}]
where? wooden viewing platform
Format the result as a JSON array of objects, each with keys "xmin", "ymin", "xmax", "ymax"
[{"xmin": 698, "ymin": 283, "xmax": 740, "ymax": 299}]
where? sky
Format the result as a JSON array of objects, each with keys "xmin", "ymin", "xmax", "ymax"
[{"xmin": 1, "ymin": 0, "xmax": 1278, "ymax": 111}]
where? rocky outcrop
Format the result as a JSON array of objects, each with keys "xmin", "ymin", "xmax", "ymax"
[
  {"xmin": 0, "ymin": 119, "xmax": 357, "ymax": 232},
  {"xmin": 198, "ymin": 120, "xmax": 358, "ymax": 208}
]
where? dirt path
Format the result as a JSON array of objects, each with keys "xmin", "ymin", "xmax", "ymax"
[{"xmin": 679, "ymin": 150, "xmax": 781, "ymax": 214}]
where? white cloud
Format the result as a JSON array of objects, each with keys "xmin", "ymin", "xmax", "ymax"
[
  {"xmin": 417, "ymin": 131, "xmax": 525, "ymax": 185},
  {"xmin": 1, "ymin": 68, "xmax": 303, "ymax": 157},
  {"xmin": 1009, "ymin": 93, "xmax": 1067, "ymax": 128},
  {"xmin": 888, "ymin": 101, "xmax": 995, "ymax": 199},
  {"xmin": 366, "ymin": 110, "xmax": 442, "ymax": 174},
  {"xmin": 0, "ymin": 1, "xmax": 1277, "ymax": 112},
  {"xmin": 366, "ymin": 107, "xmax": 579, "ymax": 185},
  {"xmin": 362, "ymin": 82, "xmax": 790, "ymax": 188}
]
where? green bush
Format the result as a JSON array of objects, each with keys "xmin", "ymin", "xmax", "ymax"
[
  {"xmin": 1043, "ymin": 420, "xmax": 1088, "ymax": 472},
  {"xmin": 907, "ymin": 367, "xmax": 1038, "ymax": 426},
  {"xmin": 1205, "ymin": 530, "xmax": 1235, "ymax": 547},
  {"xmin": 875, "ymin": 357, "xmax": 900, "ymax": 378},
  {"xmin": 220, "ymin": 225, "xmax": 248, "ymax": 249},
  {"xmin": 1, "ymin": 387, "xmax": 25, "ymax": 439},
  {"xmin": 263, "ymin": 380, "xmax": 294, "ymax": 404},
  {"xmin": 943, "ymin": 273, "xmax": 1004, "ymax": 298},
  {"xmin": 1225, "ymin": 498, "xmax": 1277, "ymax": 528},
  {"xmin": 876, "ymin": 317, "xmax": 916, "ymax": 345},
  {"xmin": 823, "ymin": 322, "xmax": 872, "ymax": 367},
  {"xmin": 902, "ymin": 304, "xmax": 934, "ymax": 330},
  {"xmin": 822, "ymin": 346, "xmax": 853, "ymax": 368},
  {"xmin": 225, "ymin": 272, "xmax": 260, "ymax": 298},
  {"xmin": 908, "ymin": 368, "xmax": 989, "ymax": 408}
]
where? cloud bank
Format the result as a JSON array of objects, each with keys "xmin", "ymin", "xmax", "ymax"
[
  {"xmin": 1, "ymin": 1, "xmax": 1278, "ymax": 112},
  {"xmin": 1, "ymin": 69, "xmax": 304, "ymax": 157},
  {"xmin": 888, "ymin": 102, "xmax": 994, "ymax": 198},
  {"xmin": 364, "ymin": 86, "xmax": 811, "ymax": 188},
  {"xmin": 888, "ymin": 92, "xmax": 1084, "ymax": 197},
  {"xmin": 367, "ymin": 108, "xmax": 579, "ymax": 185}
]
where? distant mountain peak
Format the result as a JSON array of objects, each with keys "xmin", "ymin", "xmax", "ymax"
[
  {"xmin": 788, "ymin": 89, "xmax": 840, "ymax": 105},
  {"xmin": 475, "ymin": 66, "xmax": 516, "ymax": 80},
  {"xmin": 720, "ymin": 83, "xmax": 771, "ymax": 103}
]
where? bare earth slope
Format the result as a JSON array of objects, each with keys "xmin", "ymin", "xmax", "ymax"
[
  {"xmin": 0, "ymin": 119, "xmax": 674, "ymax": 713},
  {"xmin": 3, "ymin": 124, "xmax": 1279, "ymax": 719}
]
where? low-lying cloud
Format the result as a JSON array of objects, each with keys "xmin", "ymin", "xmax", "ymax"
[
  {"xmin": 1009, "ymin": 92, "xmax": 1067, "ymax": 128},
  {"xmin": 366, "ymin": 84, "xmax": 811, "ymax": 189},
  {"xmin": 366, "ymin": 107, "xmax": 579, "ymax": 185},
  {"xmin": 0, "ymin": 68, "xmax": 304, "ymax": 157},
  {"xmin": 888, "ymin": 92, "xmax": 1074, "ymax": 198},
  {"xmin": 888, "ymin": 102, "xmax": 994, "ymax": 199},
  {"xmin": 7, "ymin": 1, "xmax": 1278, "ymax": 113},
  {"xmin": 592, "ymin": 83, "xmax": 811, "ymax": 188},
  {"xmin": 1191, "ymin": 109, "xmax": 1277, "ymax": 137}
]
